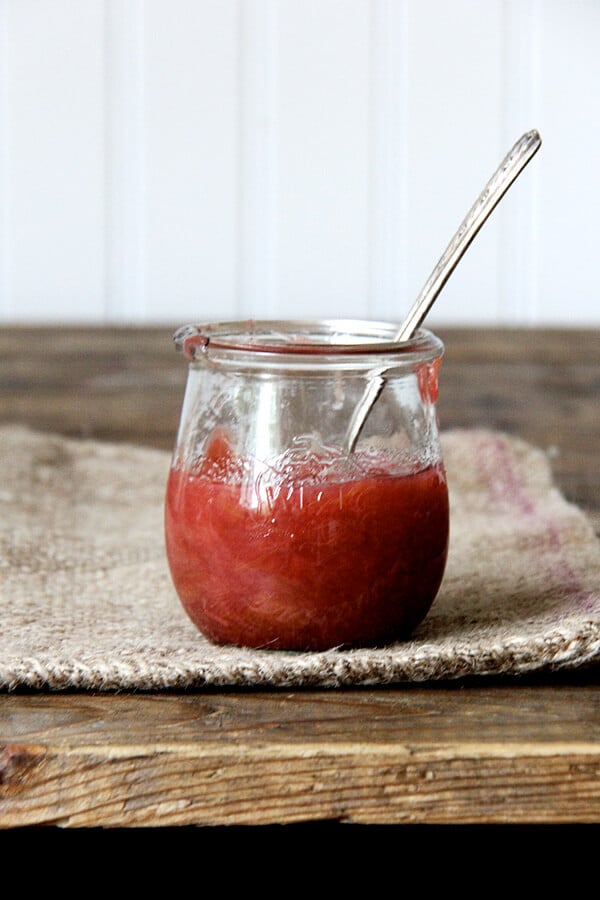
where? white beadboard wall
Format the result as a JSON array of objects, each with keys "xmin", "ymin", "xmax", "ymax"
[{"xmin": 0, "ymin": 0, "xmax": 599, "ymax": 327}]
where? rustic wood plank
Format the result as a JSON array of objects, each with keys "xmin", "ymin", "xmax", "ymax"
[
  {"xmin": 1, "ymin": 685, "xmax": 599, "ymax": 827},
  {"xmin": 2, "ymin": 327, "xmax": 598, "ymax": 445},
  {"xmin": 1, "ymin": 325, "xmax": 598, "ymax": 525},
  {"xmin": 0, "ymin": 326, "xmax": 185, "ymax": 448},
  {"xmin": 4, "ymin": 684, "xmax": 600, "ymax": 746},
  {"xmin": 3, "ymin": 742, "xmax": 600, "ymax": 827}
]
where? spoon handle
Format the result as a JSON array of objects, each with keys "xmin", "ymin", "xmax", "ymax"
[
  {"xmin": 344, "ymin": 128, "xmax": 542, "ymax": 453},
  {"xmin": 394, "ymin": 128, "xmax": 541, "ymax": 342}
]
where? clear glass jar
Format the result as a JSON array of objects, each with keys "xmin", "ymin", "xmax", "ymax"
[{"xmin": 165, "ymin": 319, "xmax": 449, "ymax": 651}]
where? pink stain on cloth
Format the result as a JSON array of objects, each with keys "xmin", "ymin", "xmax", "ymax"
[
  {"xmin": 0, "ymin": 424, "xmax": 598, "ymax": 690},
  {"xmin": 475, "ymin": 432, "xmax": 596, "ymax": 616}
]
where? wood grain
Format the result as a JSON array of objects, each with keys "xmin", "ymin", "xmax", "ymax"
[
  {"xmin": 0, "ymin": 326, "xmax": 598, "ymax": 827},
  {"xmin": 1, "ymin": 685, "xmax": 599, "ymax": 827}
]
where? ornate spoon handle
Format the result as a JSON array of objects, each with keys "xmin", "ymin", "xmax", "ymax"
[{"xmin": 344, "ymin": 129, "xmax": 542, "ymax": 453}]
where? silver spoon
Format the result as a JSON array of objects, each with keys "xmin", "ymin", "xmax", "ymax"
[{"xmin": 344, "ymin": 128, "xmax": 542, "ymax": 453}]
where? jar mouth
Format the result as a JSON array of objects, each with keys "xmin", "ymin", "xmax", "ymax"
[{"xmin": 174, "ymin": 318, "xmax": 443, "ymax": 362}]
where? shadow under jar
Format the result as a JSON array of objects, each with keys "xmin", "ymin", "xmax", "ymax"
[{"xmin": 165, "ymin": 319, "xmax": 449, "ymax": 651}]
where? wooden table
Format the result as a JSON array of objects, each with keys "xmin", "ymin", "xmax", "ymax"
[{"xmin": 0, "ymin": 326, "xmax": 599, "ymax": 829}]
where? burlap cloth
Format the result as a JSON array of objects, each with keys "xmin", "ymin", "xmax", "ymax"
[{"xmin": 0, "ymin": 423, "xmax": 598, "ymax": 690}]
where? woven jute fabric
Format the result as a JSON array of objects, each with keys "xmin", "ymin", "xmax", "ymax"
[{"xmin": 0, "ymin": 423, "xmax": 598, "ymax": 690}]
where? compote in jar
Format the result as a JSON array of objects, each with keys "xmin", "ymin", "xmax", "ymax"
[{"xmin": 165, "ymin": 319, "xmax": 449, "ymax": 651}]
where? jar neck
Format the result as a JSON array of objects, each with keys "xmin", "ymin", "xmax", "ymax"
[{"xmin": 174, "ymin": 319, "xmax": 444, "ymax": 373}]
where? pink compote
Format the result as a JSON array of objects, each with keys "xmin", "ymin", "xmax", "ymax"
[{"xmin": 165, "ymin": 428, "xmax": 449, "ymax": 651}]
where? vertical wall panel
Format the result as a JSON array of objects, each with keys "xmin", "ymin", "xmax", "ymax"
[
  {"xmin": 0, "ymin": 2, "xmax": 8, "ymax": 317},
  {"xmin": 237, "ymin": 0, "xmax": 279, "ymax": 318},
  {"xmin": 404, "ymin": 0, "xmax": 505, "ymax": 327},
  {"xmin": 368, "ymin": 0, "xmax": 409, "ymax": 321},
  {"xmin": 2, "ymin": 0, "xmax": 106, "ymax": 321},
  {"xmin": 536, "ymin": 0, "xmax": 600, "ymax": 325},
  {"xmin": 276, "ymin": 0, "xmax": 371, "ymax": 320},
  {"xmin": 142, "ymin": 0, "xmax": 238, "ymax": 322},
  {"xmin": 497, "ymin": 0, "xmax": 541, "ymax": 325},
  {"xmin": 105, "ymin": 0, "xmax": 146, "ymax": 321}
]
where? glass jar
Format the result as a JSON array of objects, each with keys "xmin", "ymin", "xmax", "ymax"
[{"xmin": 165, "ymin": 319, "xmax": 449, "ymax": 651}]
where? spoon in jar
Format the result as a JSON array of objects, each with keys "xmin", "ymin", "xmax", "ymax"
[{"xmin": 343, "ymin": 128, "xmax": 542, "ymax": 454}]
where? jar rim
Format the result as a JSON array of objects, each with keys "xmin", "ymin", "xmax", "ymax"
[{"xmin": 174, "ymin": 318, "xmax": 443, "ymax": 362}]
